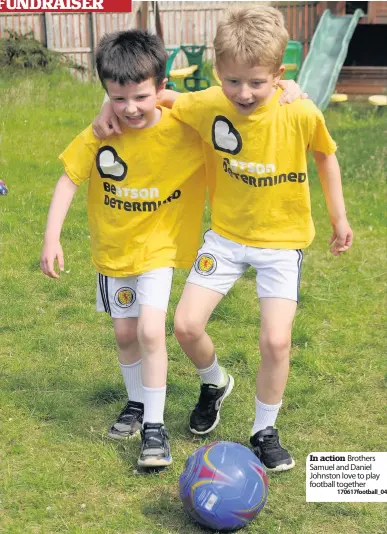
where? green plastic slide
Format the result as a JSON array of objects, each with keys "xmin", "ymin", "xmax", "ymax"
[{"xmin": 297, "ymin": 9, "xmax": 364, "ymax": 111}]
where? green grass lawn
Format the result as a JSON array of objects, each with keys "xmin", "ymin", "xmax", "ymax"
[{"xmin": 0, "ymin": 71, "xmax": 386, "ymax": 534}]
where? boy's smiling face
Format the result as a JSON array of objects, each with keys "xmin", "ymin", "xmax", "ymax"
[
  {"xmin": 216, "ymin": 59, "xmax": 283, "ymax": 115},
  {"xmin": 106, "ymin": 77, "xmax": 166, "ymax": 130}
]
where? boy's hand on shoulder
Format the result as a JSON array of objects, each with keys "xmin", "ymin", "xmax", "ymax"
[
  {"xmin": 278, "ymin": 80, "xmax": 308, "ymax": 105},
  {"xmin": 40, "ymin": 239, "xmax": 65, "ymax": 279},
  {"xmin": 157, "ymin": 89, "xmax": 180, "ymax": 109},
  {"xmin": 329, "ymin": 219, "xmax": 353, "ymax": 256},
  {"xmin": 92, "ymin": 102, "xmax": 122, "ymax": 139}
]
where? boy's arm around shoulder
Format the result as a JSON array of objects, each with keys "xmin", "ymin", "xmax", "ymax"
[
  {"xmin": 93, "ymin": 97, "xmax": 122, "ymax": 139},
  {"xmin": 92, "ymin": 88, "xmax": 205, "ymax": 138},
  {"xmin": 313, "ymin": 151, "xmax": 353, "ymax": 256},
  {"xmin": 277, "ymin": 79, "xmax": 308, "ymax": 105},
  {"xmin": 169, "ymin": 87, "xmax": 218, "ymax": 133},
  {"xmin": 157, "ymin": 89, "xmax": 180, "ymax": 109}
]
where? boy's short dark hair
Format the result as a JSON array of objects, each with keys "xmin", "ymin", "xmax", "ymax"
[{"xmin": 96, "ymin": 29, "xmax": 167, "ymax": 90}]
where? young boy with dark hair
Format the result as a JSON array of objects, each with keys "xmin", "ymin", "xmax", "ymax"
[
  {"xmin": 40, "ymin": 29, "xmax": 207, "ymax": 468},
  {"xmin": 91, "ymin": 7, "xmax": 340, "ymax": 473}
]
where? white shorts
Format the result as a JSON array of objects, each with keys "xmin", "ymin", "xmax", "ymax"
[
  {"xmin": 187, "ymin": 230, "xmax": 303, "ymax": 302},
  {"xmin": 96, "ymin": 267, "xmax": 173, "ymax": 318}
]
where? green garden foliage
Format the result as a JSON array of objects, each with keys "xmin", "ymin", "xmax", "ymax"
[
  {"xmin": 0, "ymin": 72, "xmax": 385, "ymax": 533},
  {"xmin": 0, "ymin": 30, "xmax": 85, "ymax": 73}
]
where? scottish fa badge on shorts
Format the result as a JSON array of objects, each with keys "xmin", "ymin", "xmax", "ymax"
[
  {"xmin": 114, "ymin": 287, "xmax": 136, "ymax": 308},
  {"xmin": 194, "ymin": 253, "xmax": 217, "ymax": 276}
]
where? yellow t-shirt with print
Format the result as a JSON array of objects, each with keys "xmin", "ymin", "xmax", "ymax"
[
  {"xmin": 59, "ymin": 107, "xmax": 206, "ymax": 277},
  {"xmin": 172, "ymin": 86, "xmax": 337, "ymax": 249}
]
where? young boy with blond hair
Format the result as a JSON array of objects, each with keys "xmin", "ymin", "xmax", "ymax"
[
  {"xmin": 172, "ymin": 5, "xmax": 352, "ymax": 471},
  {"xmin": 92, "ymin": 6, "xmax": 352, "ymax": 472},
  {"xmin": 40, "ymin": 29, "xmax": 207, "ymax": 468}
]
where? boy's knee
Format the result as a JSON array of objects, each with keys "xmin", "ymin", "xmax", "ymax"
[
  {"xmin": 174, "ymin": 313, "xmax": 204, "ymax": 344},
  {"xmin": 115, "ymin": 328, "xmax": 137, "ymax": 351},
  {"xmin": 137, "ymin": 321, "xmax": 164, "ymax": 349},
  {"xmin": 260, "ymin": 332, "xmax": 291, "ymax": 360}
]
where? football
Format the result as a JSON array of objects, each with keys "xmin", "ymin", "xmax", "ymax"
[{"xmin": 180, "ymin": 441, "xmax": 268, "ymax": 531}]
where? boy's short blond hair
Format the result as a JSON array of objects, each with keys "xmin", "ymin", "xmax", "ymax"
[{"xmin": 214, "ymin": 6, "xmax": 289, "ymax": 73}]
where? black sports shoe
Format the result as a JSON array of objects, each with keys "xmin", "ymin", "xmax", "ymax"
[
  {"xmin": 138, "ymin": 422, "xmax": 173, "ymax": 467},
  {"xmin": 189, "ymin": 373, "xmax": 234, "ymax": 435},
  {"xmin": 250, "ymin": 426, "xmax": 295, "ymax": 472},
  {"xmin": 108, "ymin": 400, "xmax": 144, "ymax": 440}
]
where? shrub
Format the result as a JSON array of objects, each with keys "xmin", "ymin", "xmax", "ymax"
[{"xmin": 0, "ymin": 30, "xmax": 85, "ymax": 73}]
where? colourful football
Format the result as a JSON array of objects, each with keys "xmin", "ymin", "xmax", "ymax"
[{"xmin": 180, "ymin": 441, "xmax": 268, "ymax": 531}]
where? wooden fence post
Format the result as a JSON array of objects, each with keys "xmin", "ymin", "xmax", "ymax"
[
  {"xmin": 139, "ymin": 1, "xmax": 148, "ymax": 30},
  {"xmin": 88, "ymin": 13, "xmax": 96, "ymax": 77},
  {"xmin": 41, "ymin": 13, "xmax": 47, "ymax": 47},
  {"xmin": 45, "ymin": 13, "xmax": 52, "ymax": 50},
  {"xmin": 153, "ymin": 1, "xmax": 164, "ymax": 43}
]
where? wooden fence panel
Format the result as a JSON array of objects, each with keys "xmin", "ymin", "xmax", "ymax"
[
  {"xmin": 272, "ymin": 1, "xmax": 321, "ymax": 55},
  {"xmin": 92, "ymin": 10, "xmax": 138, "ymax": 48},
  {"xmin": 158, "ymin": 1, "xmax": 321, "ymax": 68},
  {"xmin": 157, "ymin": 1, "xmax": 229, "ymax": 67},
  {"xmin": 45, "ymin": 12, "xmax": 91, "ymax": 79},
  {"xmin": 0, "ymin": 3, "xmax": 140, "ymax": 79},
  {"xmin": 0, "ymin": 13, "xmax": 45, "ymax": 41},
  {"xmin": 0, "ymin": 2, "xmax": 321, "ymax": 77}
]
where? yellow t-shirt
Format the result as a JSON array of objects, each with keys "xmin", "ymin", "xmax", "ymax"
[
  {"xmin": 172, "ymin": 86, "xmax": 337, "ymax": 249},
  {"xmin": 59, "ymin": 107, "xmax": 206, "ymax": 277}
]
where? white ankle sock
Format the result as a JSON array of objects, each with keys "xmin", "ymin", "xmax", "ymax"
[
  {"xmin": 143, "ymin": 385, "xmax": 166, "ymax": 425},
  {"xmin": 251, "ymin": 397, "xmax": 282, "ymax": 436},
  {"xmin": 196, "ymin": 355, "xmax": 225, "ymax": 386},
  {"xmin": 119, "ymin": 360, "xmax": 144, "ymax": 404}
]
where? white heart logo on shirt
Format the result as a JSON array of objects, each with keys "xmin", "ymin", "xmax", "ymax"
[
  {"xmin": 212, "ymin": 116, "xmax": 242, "ymax": 155},
  {"xmin": 96, "ymin": 147, "xmax": 127, "ymax": 181}
]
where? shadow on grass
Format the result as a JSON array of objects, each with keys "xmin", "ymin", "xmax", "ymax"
[
  {"xmin": 141, "ymin": 491, "xmax": 218, "ymax": 533},
  {"xmin": 4, "ymin": 373, "xmax": 128, "ymax": 436},
  {"xmin": 86, "ymin": 383, "xmax": 124, "ymax": 405},
  {"xmin": 141, "ymin": 490, "xmax": 270, "ymax": 533}
]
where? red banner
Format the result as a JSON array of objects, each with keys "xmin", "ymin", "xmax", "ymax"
[{"xmin": 0, "ymin": 0, "xmax": 132, "ymax": 12}]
